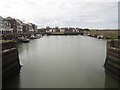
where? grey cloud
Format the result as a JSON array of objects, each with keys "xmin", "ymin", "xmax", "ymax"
[{"xmin": 0, "ymin": 0, "xmax": 118, "ymax": 29}]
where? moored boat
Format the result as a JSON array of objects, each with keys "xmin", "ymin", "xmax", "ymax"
[
  {"xmin": 30, "ymin": 35, "xmax": 37, "ymax": 39},
  {"xmin": 22, "ymin": 38, "xmax": 30, "ymax": 43},
  {"xmin": 18, "ymin": 36, "xmax": 30, "ymax": 43},
  {"xmin": 97, "ymin": 35, "xmax": 104, "ymax": 39}
]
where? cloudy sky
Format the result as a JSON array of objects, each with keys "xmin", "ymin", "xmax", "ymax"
[{"xmin": 0, "ymin": 0, "xmax": 119, "ymax": 29}]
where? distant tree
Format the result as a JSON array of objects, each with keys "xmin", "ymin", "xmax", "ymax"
[
  {"xmin": 55, "ymin": 26, "xmax": 60, "ymax": 32},
  {"xmin": 38, "ymin": 29, "xmax": 45, "ymax": 32},
  {"xmin": 83, "ymin": 28, "xmax": 90, "ymax": 31},
  {"xmin": 55, "ymin": 26, "xmax": 58, "ymax": 29},
  {"xmin": 46, "ymin": 26, "xmax": 50, "ymax": 30},
  {"xmin": 79, "ymin": 28, "xmax": 83, "ymax": 31}
]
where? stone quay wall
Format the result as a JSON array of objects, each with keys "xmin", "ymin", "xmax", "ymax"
[
  {"xmin": 1, "ymin": 41, "xmax": 21, "ymax": 87},
  {"xmin": 104, "ymin": 40, "xmax": 120, "ymax": 81}
]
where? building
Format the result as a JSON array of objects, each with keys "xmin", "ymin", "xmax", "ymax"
[
  {"xmin": 1, "ymin": 16, "xmax": 38, "ymax": 36},
  {"xmin": 16, "ymin": 19, "xmax": 23, "ymax": 34},
  {"xmin": 46, "ymin": 28, "xmax": 53, "ymax": 32},
  {"xmin": 22, "ymin": 23, "xmax": 29, "ymax": 33},
  {"xmin": 76, "ymin": 28, "xmax": 82, "ymax": 32},
  {"xmin": 4, "ymin": 17, "xmax": 17, "ymax": 33},
  {"xmin": 22, "ymin": 23, "xmax": 38, "ymax": 34},
  {"xmin": 31, "ymin": 23, "xmax": 37, "ymax": 33},
  {"xmin": 27, "ymin": 23, "xmax": 35, "ymax": 33},
  {"xmin": 4, "ymin": 17, "xmax": 24, "ymax": 34},
  {"xmin": 0, "ymin": 16, "xmax": 13, "ymax": 35},
  {"xmin": 60, "ymin": 28, "xmax": 65, "ymax": 32},
  {"xmin": 45, "ymin": 26, "xmax": 51, "ymax": 32}
]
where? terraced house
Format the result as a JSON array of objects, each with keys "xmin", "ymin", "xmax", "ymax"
[
  {"xmin": 16, "ymin": 19, "xmax": 23, "ymax": 34},
  {"xmin": 27, "ymin": 23, "xmax": 37, "ymax": 33},
  {"xmin": 0, "ymin": 16, "xmax": 13, "ymax": 35},
  {"xmin": 4, "ymin": 17, "xmax": 17, "ymax": 33}
]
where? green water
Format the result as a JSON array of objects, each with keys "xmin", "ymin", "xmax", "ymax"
[{"xmin": 5, "ymin": 35, "xmax": 119, "ymax": 88}]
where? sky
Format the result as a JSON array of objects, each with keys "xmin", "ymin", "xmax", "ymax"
[{"xmin": 0, "ymin": 0, "xmax": 119, "ymax": 29}]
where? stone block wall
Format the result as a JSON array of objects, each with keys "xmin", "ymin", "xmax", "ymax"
[
  {"xmin": 104, "ymin": 40, "xmax": 120, "ymax": 81},
  {"xmin": 2, "ymin": 41, "xmax": 21, "ymax": 87}
]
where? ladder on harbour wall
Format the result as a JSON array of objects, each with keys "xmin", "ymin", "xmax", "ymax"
[
  {"xmin": 104, "ymin": 40, "xmax": 120, "ymax": 81},
  {"xmin": 2, "ymin": 41, "xmax": 21, "ymax": 87}
]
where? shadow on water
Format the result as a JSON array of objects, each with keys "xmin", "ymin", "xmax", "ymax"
[
  {"xmin": 3, "ymin": 74, "xmax": 21, "ymax": 88},
  {"xmin": 4, "ymin": 71, "xmax": 120, "ymax": 88},
  {"xmin": 17, "ymin": 43, "xmax": 29, "ymax": 54},
  {"xmin": 3, "ymin": 42, "xmax": 32, "ymax": 88},
  {"xmin": 104, "ymin": 74, "xmax": 120, "ymax": 88}
]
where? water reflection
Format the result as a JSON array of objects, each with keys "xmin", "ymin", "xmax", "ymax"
[
  {"xmin": 4, "ymin": 36, "xmax": 119, "ymax": 88},
  {"xmin": 4, "ymin": 70, "xmax": 120, "ymax": 88},
  {"xmin": 4, "ymin": 74, "xmax": 21, "ymax": 88},
  {"xmin": 104, "ymin": 74, "xmax": 119, "ymax": 88}
]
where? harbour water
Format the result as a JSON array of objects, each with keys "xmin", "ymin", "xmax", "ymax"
[{"xmin": 5, "ymin": 35, "xmax": 119, "ymax": 88}]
